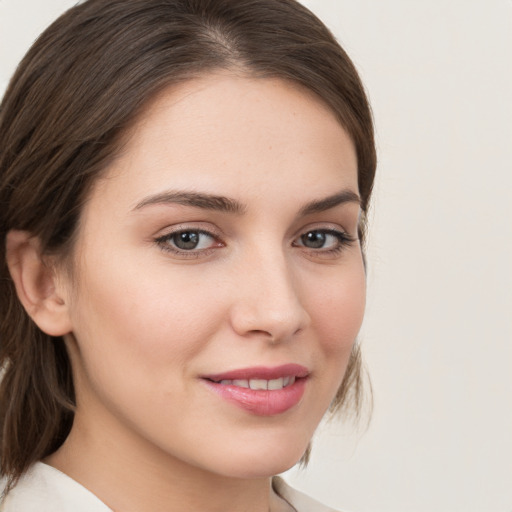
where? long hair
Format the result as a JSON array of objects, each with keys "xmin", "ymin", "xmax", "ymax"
[{"xmin": 0, "ymin": 0, "xmax": 376, "ymax": 487}]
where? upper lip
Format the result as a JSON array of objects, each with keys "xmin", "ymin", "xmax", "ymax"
[{"xmin": 203, "ymin": 364, "xmax": 309, "ymax": 382}]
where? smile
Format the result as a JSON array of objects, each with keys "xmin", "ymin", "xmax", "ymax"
[
  {"xmin": 202, "ymin": 364, "xmax": 309, "ymax": 416},
  {"xmin": 216, "ymin": 377, "xmax": 296, "ymax": 390}
]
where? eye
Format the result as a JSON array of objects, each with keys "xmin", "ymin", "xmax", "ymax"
[
  {"xmin": 170, "ymin": 230, "xmax": 210, "ymax": 250},
  {"xmin": 294, "ymin": 229, "xmax": 356, "ymax": 254},
  {"xmin": 155, "ymin": 228, "xmax": 221, "ymax": 255},
  {"xmin": 300, "ymin": 231, "xmax": 333, "ymax": 249}
]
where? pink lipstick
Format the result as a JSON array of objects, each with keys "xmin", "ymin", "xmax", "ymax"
[{"xmin": 202, "ymin": 364, "xmax": 309, "ymax": 416}]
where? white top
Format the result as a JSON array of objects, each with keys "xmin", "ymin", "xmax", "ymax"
[{"xmin": 0, "ymin": 462, "xmax": 341, "ymax": 512}]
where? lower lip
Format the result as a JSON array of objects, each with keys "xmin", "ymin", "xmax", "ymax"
[{"xmin": 203, "ymin": 378, "xmax": 307, "ymax": 416}]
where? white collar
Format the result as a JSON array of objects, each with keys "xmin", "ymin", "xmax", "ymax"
[
  {"xmin": 1, "ymin": 462, "xmax": 339, "ymax": 512},
  {"xmin": 1, "ymin": 462, "xmax": 111, "ymax": 511}
]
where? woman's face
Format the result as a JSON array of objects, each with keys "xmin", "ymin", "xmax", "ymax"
[{"xmin": 60, "ymin": 73, "xmax": 365, "ymax": 478}]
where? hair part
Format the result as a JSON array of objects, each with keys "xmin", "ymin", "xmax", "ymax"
[{"xmin": 0, "ymin": 0, "xmax": 376, "ymax": 487}]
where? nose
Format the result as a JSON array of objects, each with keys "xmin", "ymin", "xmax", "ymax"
[{"xmin": 228, "ymin": 249, "xmax": 311, "ymax": 343}]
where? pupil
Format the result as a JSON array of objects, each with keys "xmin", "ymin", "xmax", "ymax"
[
  {"xmin": 174, "ymin": 231, "xmax": 199, "ymax": 250},
  {"xmin": 302, "ymin": 231, "xmax": 325, "ymax": 248}
]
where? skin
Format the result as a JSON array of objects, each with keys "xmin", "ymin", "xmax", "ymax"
[{"xmin": 31, "ymin": 73, "xmax": 365, "ymax": 511}]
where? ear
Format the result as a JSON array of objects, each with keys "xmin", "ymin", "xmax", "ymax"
[{"xmin": 5, "ymin": 230, "xmax": 73, "ymax": 336}]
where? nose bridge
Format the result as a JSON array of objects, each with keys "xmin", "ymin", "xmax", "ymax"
[{"xmin": 229, "ymin": 242, "xmax": 310, "ymax": 341}]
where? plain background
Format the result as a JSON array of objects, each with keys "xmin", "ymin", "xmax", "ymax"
[{"xmin": 1, "ymin": 1, "xmax": 511, "ymax": 511}]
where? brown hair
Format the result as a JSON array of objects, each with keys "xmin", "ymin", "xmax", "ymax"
[{"xmin": 0, "ymin": 0, "xmax": 376, "ymax": 486}]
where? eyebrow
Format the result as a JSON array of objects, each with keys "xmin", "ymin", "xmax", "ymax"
[
  {"xmin": 133, "ymin": 188, "xmax": 360, "ymax": 215},
  {"xmin": 133, "ymin": 191, "xmax": 246, "ymax": 214},
  {"xmin": 299, "ymin": 190, "xmax": 361, "ymax": 215}
]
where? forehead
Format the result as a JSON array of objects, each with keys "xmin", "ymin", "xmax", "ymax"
[{"xmin": 89, "ymin": 73, "xmax": 358, "ymax": 212}]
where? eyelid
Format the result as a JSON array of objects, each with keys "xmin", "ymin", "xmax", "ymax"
[
  {"xmin": 293, "ymin": 228, "xmax": 356, "ymax": 246},
  {"xmin": 154, "ymin": 223, "xmax": 224, "ymax": 258},
  {"xmin": 291, "ymin": 224, "xmax": 358, "ymax": 258},
  {"xmin": 291, "ymin": 222, "xmax": 357, "ymax": 241},
  {"xmin": 153, "ymin": 222, "xmax": 224, "ymax": 241}
]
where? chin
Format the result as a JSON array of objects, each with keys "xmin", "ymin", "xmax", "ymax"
[
  {"xmin": 208, "ymin": 436, "xmax": 310, "ymax": 479},
  {"xmin": 247, "ymin": 456, "xmax": 303, "ymax": 479}
]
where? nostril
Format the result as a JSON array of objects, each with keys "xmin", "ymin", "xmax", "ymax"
[{"xmin": 247, "ymin": 329, "xmax": 275, "ymax": 343}]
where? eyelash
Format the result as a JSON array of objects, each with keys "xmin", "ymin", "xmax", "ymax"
[
  {"xmin": 154, "ymin": 227, "xmax": 357, "ymax": 259},
  {"xmin": 292, "ymin": 229, "xmax": 357, "ymax": 257},
  {"xmin": 155, "ymin": 228, "xmax": 222, "ymax": 259}
]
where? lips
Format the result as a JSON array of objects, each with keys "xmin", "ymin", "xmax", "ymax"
[
  {"xmin": 216, "ymin": 376, "xmax": 296, "ymax": 390},
  {"xmin": 201, "ymin": 364, "xmax": 309, "ymax": 416}
]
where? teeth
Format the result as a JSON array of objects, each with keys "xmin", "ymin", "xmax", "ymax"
[
  {"xmin": 268, "ymin": 377, "xmax": 284, "ymax": 390},
  {"xmin": 249, "ymin": 379, "xmax": 268, "ymax": 390},
  {"xmin": 217, "ymin": 377, "xmax": 296, "ymax": 390}
]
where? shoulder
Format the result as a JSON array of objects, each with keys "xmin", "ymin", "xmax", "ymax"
[
  {"xmin": 0, "ymin": 463, "xmax": 111, "ymax": 512},
  {"xmin": 272, "ymin": 476, "xmax": 347, "ymax": 512}
]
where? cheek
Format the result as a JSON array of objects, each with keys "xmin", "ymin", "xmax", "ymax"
[
  {"xmin": 289, "ymin": 262, "xmax": 366, "ymax": 433},
  {"xmin": 66, "ymin": 260, "xmax": 228, "ymax": 446},
  {"xmin": 68, "ymin": 253, "xmax": 226, "ymax": 383},
  {"xmin": 308, "ymin": 265, "xmax": 366, "ymax": 353},
  {"xmin": 301, "ymin": 260, "xmax": 366, "ymax": 401}
]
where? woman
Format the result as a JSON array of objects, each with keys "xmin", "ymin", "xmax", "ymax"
[{"xmin": 0, "ymin": 0, "xmax": 376, "ymax": 510}]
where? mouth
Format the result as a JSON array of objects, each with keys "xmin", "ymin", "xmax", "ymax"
[
  {"xmin": 201, "ymin": 364, "xmax": 309, "ymax": 416},
  {"xmin": 209, "ymin": 376, "xmax": 297, "ymax": 391}
]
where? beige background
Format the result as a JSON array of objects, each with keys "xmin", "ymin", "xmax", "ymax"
[{"xmin": 1, "ymin": 1, "xmax": 511, "ymax": 511}]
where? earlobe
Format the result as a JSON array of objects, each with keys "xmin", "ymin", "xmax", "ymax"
[{"xmin": 5, "ymin": 230, "xmax": 73, "ymax": 336}]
